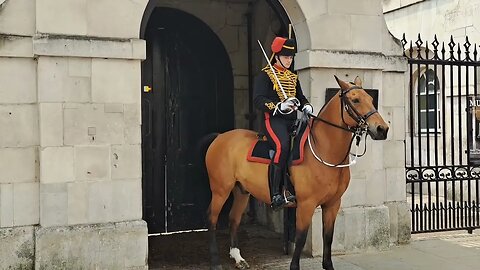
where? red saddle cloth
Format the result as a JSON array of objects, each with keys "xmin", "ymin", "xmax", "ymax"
[{"xmin": 247, "ymin": 122, "xmax": 310, "ymax": 165}]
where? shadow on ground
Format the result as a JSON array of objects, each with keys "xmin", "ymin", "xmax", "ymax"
[{"xmin": 148, "ymin": 223, "xmax": 296, "ymax": 270}]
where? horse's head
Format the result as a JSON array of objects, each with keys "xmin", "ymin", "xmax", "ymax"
[{"xmin": 334, "ymin": 76, "xmax": 389, "ymax": 140}]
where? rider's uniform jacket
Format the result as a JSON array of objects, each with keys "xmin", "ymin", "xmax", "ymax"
[{"xmin": 254, "ymin": 65, "xmax": 309, "ymax": 120}]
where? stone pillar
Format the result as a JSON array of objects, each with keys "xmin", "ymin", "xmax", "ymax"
[
  {"xmin": 32, "ymin": 0, "xmax": 149, "ymax": 269},
  {"xmin": 281, "ymin": 0, "xmax": 410, "ymax": 255},
  {"xmin": 0, "ymin": 0, "xmax": 38, "ymax": 268}
]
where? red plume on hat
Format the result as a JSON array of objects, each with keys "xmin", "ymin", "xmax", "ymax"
[
  {"xmin": 271, "ymin": 37, "xmax": 287, "ymax": 53},
  {"xmin": 271, "ymin": 37, "xmax": 296, "ymax": 56}
]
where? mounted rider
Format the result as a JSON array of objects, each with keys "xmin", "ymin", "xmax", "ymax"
[{"xmin": 253, "ymin": 36, "xmax": 313, "ymax": 210}]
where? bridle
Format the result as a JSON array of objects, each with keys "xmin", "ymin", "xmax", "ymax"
[
  {"xmin": 340, "ymin": 86, "xmax": 378, "ymax": 130},
  {"xmin": 312, "ymin": 86, "xmax": 377, "ymax": 132},
  {"xmin": 307, "ymin": 85, "xmax": 378, "ymax": 168}
]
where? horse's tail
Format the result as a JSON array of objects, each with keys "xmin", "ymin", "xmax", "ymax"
[
  {"xmin": 196, "ymin": 133, "xmax": 219, "ymax": 170},
  {"xmin": 197, "ymin": 133, "xmax": 219, "ymax": 157}
]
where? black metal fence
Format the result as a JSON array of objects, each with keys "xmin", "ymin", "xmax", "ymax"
[{"xmin": 403, "ymin": 34, "xmax": 480, "ymax": 233}]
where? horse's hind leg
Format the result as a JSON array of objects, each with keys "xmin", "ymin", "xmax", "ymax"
[
  {"xmin": 228, "ymin": 185, "xmax": 250, "ymax": 269},
  {"xmin": 321, "ymin": 200, "xmax": 341, "ymax": 270},
  {"xmin": 208, "ymin": 189, "xmax": 232, "ymax": 270}
]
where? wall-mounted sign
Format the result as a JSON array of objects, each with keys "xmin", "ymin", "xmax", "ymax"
[
  {"xmin": 325, "ymin": 88, "xmax": 379, "ymax": 109},
  {"xmin": 468, "ymin": 96, "xmax": 480, "ymax": 164}
]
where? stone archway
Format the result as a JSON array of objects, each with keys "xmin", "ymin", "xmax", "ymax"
[{"xmin": 138, "ymin": 1, "xmax": 311, "ymax": 236}]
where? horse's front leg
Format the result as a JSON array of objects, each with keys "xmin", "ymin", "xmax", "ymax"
[
  {"xmin": 321, "ymin": 200, "xmax": 341, "ymax": 270},
  {"xmin": 229, "ymin": 187, "xmax": 250, "ymax": 269},
  {"xmin": 290, "ymin": 202, "xmax": 316, "ymax": 270}
]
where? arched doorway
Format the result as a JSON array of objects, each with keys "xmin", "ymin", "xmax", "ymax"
[
  {"xmin": 141, "ymin": 7, "xmax": 234, "ymax": 233},
  {"xmin": 139, "ymin": 1, "xmax": 308, "ymax": 268}
]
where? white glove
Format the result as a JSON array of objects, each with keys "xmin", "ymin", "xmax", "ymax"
[
  {"xmin": 302, "ymin": 104, "xmax": 313, "ymax": 115},
  {"xmin": 279, "ymin": 100, "xmax": 295, "ymax": 113}
]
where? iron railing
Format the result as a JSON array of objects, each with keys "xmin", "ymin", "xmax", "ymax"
[{"xmin": 403, "ymin": 34, "xmax": 480, "ymax": 233}]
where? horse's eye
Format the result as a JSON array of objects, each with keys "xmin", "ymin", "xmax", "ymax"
[{"xmin": 352, "ymin": 98, "xmax": 360, "ymax": 104}]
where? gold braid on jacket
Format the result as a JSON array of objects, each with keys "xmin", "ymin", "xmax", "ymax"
[{"xmin": 262, "ymin": 66, "xmax": 298, "ymax": 102}]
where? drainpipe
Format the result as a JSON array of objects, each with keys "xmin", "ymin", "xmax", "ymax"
[
  {"xmin": 247, "ymin": 1, "xmax": 255, "ymax": 130},
  {"xmin": 246, "ymin": 1, "xmax": 257, "ymax": 223}
]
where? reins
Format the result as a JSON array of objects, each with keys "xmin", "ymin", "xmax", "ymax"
[{"xmin": 306, "ymin": 86, "xmax": 376, "ymax": 167}]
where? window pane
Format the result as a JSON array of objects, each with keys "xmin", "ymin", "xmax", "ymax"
[
  {"xmin": 419, "ymin": 75, "xmax": 426, "ymax": 94},
  {"xmin": 419, "ymin": 95, "xmax": 426, "ymax": 109},
  {"xmin": 428, "ymin": 111, "xmax": 437, "ymax": 128},
  {"xmin": 427, "ymin": 94, "xmax": 437, "ymax": 108},
  {"xmin": 420, "ymin": 112, "xmax": 426, "ymax": 129},
  {"xmin": 420, "ymin": 111, "xmax": 438, "ymax": 130},
  {"xmin": 417, "ymin": 68, "xmax": 440, "ymax": 133},
  {"xmin": 426, "ymin": 69, "xmax": 439, "ymax": 91},
  {"xmin": 418, "ymin": 94, "xmax": 437, "ymax": 111}
]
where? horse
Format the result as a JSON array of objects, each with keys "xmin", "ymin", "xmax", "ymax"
[{"xmin": 201, "ymin": 76, "xmax": 389, "ymax": 270}]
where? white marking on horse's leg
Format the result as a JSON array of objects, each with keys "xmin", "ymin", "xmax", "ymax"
[
  {"xmin": 229, "ymin": 247, "xmax": 245, "ymax": 264},
  {"xmin": 229, "ymin": 247, "xmax": 250, "ymax": 269}
]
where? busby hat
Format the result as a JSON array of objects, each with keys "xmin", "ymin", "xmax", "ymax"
[{"xmin": 271, "ymin": 37, "xmax": 296, "ymax": 56}]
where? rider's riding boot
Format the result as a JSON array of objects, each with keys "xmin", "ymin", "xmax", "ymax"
[{"xmin": 268, "ymin": 163, "xmax": 293, "ymax": 211}]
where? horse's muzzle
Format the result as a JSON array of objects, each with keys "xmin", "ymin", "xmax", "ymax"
[{"xmin": 368, "ymin": 125, "xmax": 389, "ymax": 140}]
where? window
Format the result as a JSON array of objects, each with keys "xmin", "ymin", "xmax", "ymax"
[{"xmin": 417, "ymin": 69, "xmax": 440, "ymax": 133}]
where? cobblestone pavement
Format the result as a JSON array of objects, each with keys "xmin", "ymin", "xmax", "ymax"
[{"xmin": 149, "ymin": 224, "xmax": 480, "ymax": 270}]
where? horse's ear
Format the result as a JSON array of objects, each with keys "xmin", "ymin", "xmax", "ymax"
[
  {"xmin": 334, "ymin": 75, "xmax": 351, "ymax": 90},
  {"xmin": 354, "ymin": 76, "xmax": 363, "ymax": 87}
]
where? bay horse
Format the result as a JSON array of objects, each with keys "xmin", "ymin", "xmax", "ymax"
[{"xmin": 202, "ymin": 76, "xmax": 389, "ymax": 270}]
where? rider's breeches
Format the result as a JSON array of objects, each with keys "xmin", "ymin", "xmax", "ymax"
[{"xmin": 263, "ymin": 113, "xmax": 294, "ymax": 167}]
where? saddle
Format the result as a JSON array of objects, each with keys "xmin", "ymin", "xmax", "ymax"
[{"xmin": 247, "ymin": 118, "xmax": 310, "ymax": 166}]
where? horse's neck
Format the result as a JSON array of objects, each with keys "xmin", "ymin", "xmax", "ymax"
[{"xmin": 311, "ymin": 96, "xmax": 352, "ymax": 161}]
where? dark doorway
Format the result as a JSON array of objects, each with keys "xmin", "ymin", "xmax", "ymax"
[{"xmin": 141, "ymin": 8, "xmax": 234, "ymax": 233}]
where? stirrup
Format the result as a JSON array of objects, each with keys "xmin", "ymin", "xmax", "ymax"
[
  {"xmin": 283, "ymin": 189, "xmax": 296, "ymax": 207},
  {"xmin": 270, "ymin": 191, "xmax": 296, "ymax": 211},
  {"xmin": 270, "ymin": 195, "xmax": 286, "ymax": 211}
]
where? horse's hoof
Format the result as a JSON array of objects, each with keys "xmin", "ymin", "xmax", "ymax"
[
  {"xmin": 210, "ymin": 265, "xmax": 224, "ymax": 270},
  {"xmin": 235, "ymin": 260, "xmax": 250, "ymax": 269},
  {"xmin": 289, "ymin": 263, "xmax": 299, "ymax": 270},
  {"xmin": 322, "ymin": 262, "xmax": 334, "ymax": 270}
]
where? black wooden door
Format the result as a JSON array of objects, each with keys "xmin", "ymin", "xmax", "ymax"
[
  {"xmin": 142, "ymin": 8, "xmax": 234, "ymax": 233},
  {"xmin": 163, "ymin": 30, "xmax": 212, "ymax": 232},
  {"xmin": 142, "ymin": 28, "xmax": 166, "ymax": 233}
]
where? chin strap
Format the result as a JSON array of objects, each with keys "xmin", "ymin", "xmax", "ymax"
[{"xmin": 277, "ymin": 56, "xmax": 289, "ymax": 69}]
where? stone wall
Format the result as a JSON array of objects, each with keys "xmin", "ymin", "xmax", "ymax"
[
  {"xmin": 35, "ymin": 221, "xmax": 147, "ymax": 270},
  {"xmin": 383, "ymin": 0, "xmax": 480, "ymax": 42},
  {"xmin": 0, "ymin": 0, "xmax": 148, "ymax": 269},
  {"xmin": 1, "ymin": 1, "xmax": 38, "ymax": 268}
]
